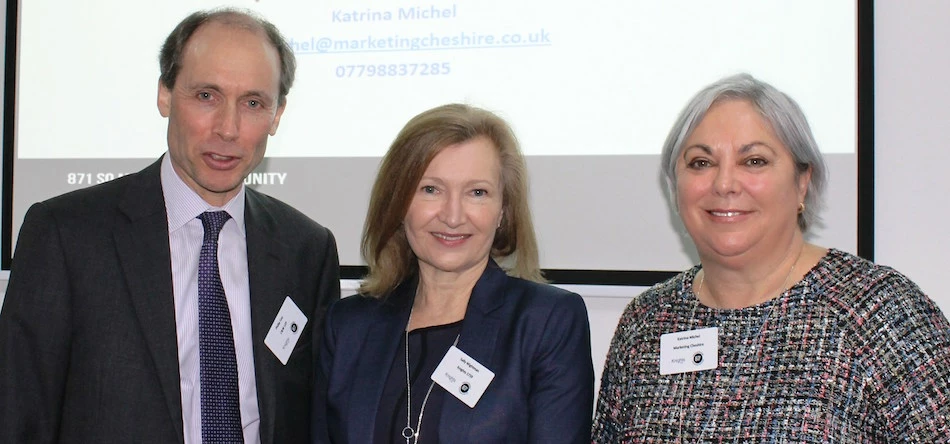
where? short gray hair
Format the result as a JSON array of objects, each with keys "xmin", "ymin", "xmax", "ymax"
[{"xmin": 660, "ymin": 73, "xmax": 827, "ymax": 232}]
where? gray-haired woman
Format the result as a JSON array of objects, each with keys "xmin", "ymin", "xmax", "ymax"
[{"xmin": 592, "ymin": 73, "xmax": 950, "ymax": 442}]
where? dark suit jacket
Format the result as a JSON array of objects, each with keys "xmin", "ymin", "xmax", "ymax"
[
  {"xmin": 313, "ymin": 262, "xmax": 594, "ymax": 443},
  {"xmin": 0, "ymin": 158, "xmax": 341, "ymax": 443}
]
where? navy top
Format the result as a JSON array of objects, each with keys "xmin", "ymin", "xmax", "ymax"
[{"xmin": 373, "ymin": 321, "xmax": 462, "ymax": 443}]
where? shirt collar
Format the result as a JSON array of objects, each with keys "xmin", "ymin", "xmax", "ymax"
[{"xmin": 160, "ymin": 153, "xmax": 246, "ymax": 235}]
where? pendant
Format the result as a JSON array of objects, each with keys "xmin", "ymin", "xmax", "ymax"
[{"xmin": 402, "ymin": 426, "xmax": 415, "ymax": 440}]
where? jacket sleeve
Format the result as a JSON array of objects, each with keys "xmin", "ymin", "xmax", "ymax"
[
  {"xmin": 311, "ymin": 296, "xmax": 342, "ymax": 444},
  {"xmin": 527, "ymin": 292, "xmax": 595, "ymax": 444},
  {"xmin": 309, "ymin": 227, "xmax": 341, "ymax": 373},
  {"xmin": 855, "ymin": 272, "xmax": 950, "ymax": 440},
  {"xmin": 0, "ymin": 202, "xmax": 72, "ymax": 443}
]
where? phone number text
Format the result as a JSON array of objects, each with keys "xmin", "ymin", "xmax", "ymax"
[{"xmin": 335, "ymin": 62, "xmax": 450, "ymax": 78}]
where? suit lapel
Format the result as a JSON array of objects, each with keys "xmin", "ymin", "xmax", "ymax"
[
  {"xmin": 439, "ymin": 263, "xmax": 507, "ymax": 441},
  {"xmin": 348, "ymin": 284, "xmax": 414, "ymax": 442},
  {"xmin": 114, "ymin": 159, "xmax": 185, "ymax": 443},
  {"xmin": 244, "ymin": 189, "xmax": 288, "ymax": 444}
]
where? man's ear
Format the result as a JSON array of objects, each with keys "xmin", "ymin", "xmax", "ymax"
[{"xmin": 157, "ymin": 80, "xmax": 171, "ymax": 118}]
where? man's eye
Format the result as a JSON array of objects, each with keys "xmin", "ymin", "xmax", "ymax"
[
  {"xmin": 248, "ymin": 100, "xmax": 260, "ymax": 108},
  {"xmin": 197, "ymin": 92, "xmax": 212, "ymax": 100}
]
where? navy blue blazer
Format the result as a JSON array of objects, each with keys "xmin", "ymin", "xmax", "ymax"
[{"xmin": 313, "ymin": 262, "xmax": 594, "ymax": 443}]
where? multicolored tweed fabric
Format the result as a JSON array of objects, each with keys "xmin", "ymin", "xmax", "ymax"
[{"xmin": 592, "ymin": 249, "xmax": 950, "ymax": 443}]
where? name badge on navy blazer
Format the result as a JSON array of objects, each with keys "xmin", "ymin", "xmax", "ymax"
[
  {"xmin": 264, "ymin": 296, "xmax": 308, "ymax": 365},
  {"xmin": 431, "ymin": 345, "xmax": 495, "ymax": 408}
]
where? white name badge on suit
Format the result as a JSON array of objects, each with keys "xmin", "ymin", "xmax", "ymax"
[
  {"xmin": 264, "ymin": 296, "xmax": 308, "ymax": 365},
  {"xmin": 431, "ymin": 345, "xmax": 495, "ymax": 408}
]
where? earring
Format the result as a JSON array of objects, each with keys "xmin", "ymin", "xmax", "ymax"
[{"xmin": 798, "ymin": 202, "xmax": 805, "ymax": 214}]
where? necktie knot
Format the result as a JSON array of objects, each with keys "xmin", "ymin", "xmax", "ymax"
[{"xmin": 199, "ymin": 211, "xmax": 231, "ymax": 239}]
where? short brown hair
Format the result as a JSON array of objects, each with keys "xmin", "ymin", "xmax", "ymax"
[
  {"xmin": 158, "ymin": 8, "xmax": 296, "ymax": 107},
  {"xmin": 360, "ymin": 104, "xmax": 543, "ymax": 297}
]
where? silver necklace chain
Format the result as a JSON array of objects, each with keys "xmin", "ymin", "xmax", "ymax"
[{"xmin": 402, "ymin": 310, "xmax": 460, "ymax": 444}]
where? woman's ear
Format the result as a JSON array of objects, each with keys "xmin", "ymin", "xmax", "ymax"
[{"xmin": 797, "ymin": 165, "xmax": 812, "ymax": 202}]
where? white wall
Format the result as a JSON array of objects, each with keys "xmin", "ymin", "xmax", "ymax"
[
  {"xmin": 1, "ymin": 0, "xmax": 948, "ymax": 390},
  {"xmin": 873, "ymin": 0, "xmax": 950, "ymax": 315}
]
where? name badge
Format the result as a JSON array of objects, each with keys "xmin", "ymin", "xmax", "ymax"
[
  {"xmin": 431, "ymin": 345, "xmax": 495, "ymax": 408},
  {"xmin": 264, "ymin": 296, "xmax": 308, "ymax": 365},
  {"xmin": 659, "ymin": 327, "xmax": 718, "ymax": 375}
]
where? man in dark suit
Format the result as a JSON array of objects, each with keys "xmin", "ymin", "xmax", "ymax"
[{"xmin": 0, "ymin": 8, "xmax": 340, "ymax": 443}]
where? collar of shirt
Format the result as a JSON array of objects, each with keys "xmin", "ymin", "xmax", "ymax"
[{"xmin": 159, "ymin": 153, "xmax": 247, "ymax": 235}]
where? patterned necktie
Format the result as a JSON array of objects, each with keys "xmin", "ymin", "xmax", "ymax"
[{"xmin": 197, "ymin": 211, "xmax": 243, "ymax": 443}]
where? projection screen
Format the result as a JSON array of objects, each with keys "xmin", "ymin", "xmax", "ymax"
[{"xmin": 2, "ymin": 1, "xmax": 869, "ymax": 284}]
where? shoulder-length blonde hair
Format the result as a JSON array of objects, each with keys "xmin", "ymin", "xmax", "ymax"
[{"xmin": 359, "ymin": 103, "xmax": 543, "ymax": 297}]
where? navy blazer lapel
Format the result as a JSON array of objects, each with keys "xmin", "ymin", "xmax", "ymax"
[
  {"xmin": 349, "ymin": 283, "xmax": 414, "ymax": 442},
  {"xmin": 244, "ymin": 189, "xmax": 289, "ymax": 444},
  {"xmin": 439, "ymin": 263, "xmax": 507, "ymax": 440},
  {"xmin": 113, "ymin": 159, "xmax": 184, "ymax": 443}
]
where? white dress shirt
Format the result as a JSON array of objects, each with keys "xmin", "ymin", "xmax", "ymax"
[{"xmin": 161, "ymin": 154, "xmax": 261, "ymax": 444}]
